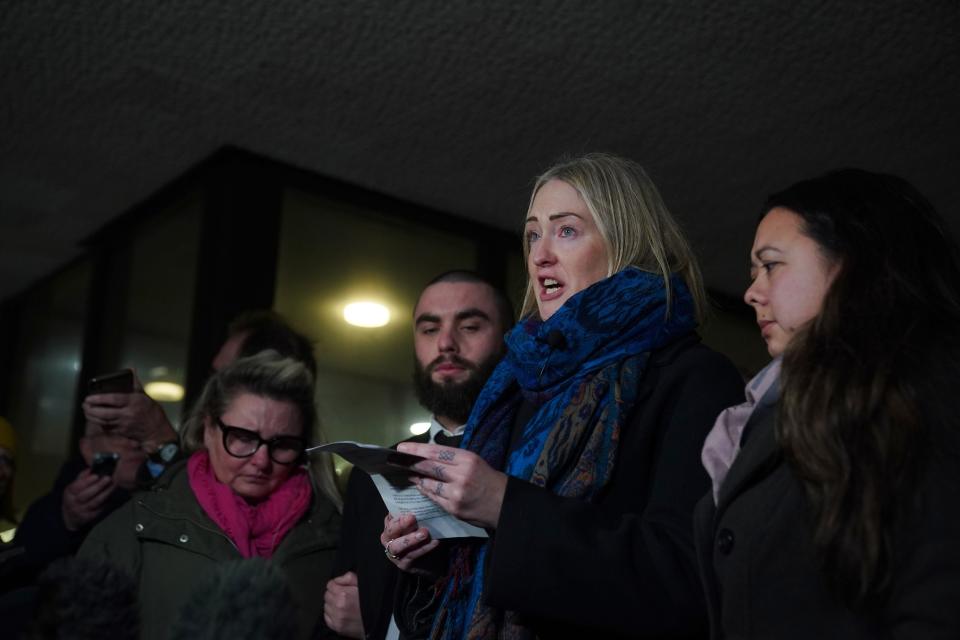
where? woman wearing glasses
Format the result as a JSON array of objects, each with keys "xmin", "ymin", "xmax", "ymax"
[{"xmin": 80, "ymin": 351, "xmax": 341, "ymax": 640}]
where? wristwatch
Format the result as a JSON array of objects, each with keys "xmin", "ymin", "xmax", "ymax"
[
  {"xmin": 145, "ymin": 441, "xmax": 180, "ymax": 479},
  {"xmin": 155, "ymin": 442, "xmax": 179, "ymax": 464}
]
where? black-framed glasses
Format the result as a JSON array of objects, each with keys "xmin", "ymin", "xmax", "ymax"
[{"xmin": 215, "ymin": 417, "xmax": 306, "ymax": 465}]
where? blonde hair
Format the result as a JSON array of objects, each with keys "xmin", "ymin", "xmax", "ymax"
[
  {"xmin": 180, "ymin": 350, "xmax": 342, "ymax": 512},
  {"xmin": 520, "ymin": 153, "xmax": 706, "ymax": 321}
]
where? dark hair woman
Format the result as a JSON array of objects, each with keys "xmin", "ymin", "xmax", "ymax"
[
  {"xmin": 380, "ymin": 153, "xmax": 743, "ymax": 638},
  {"xmin": 697, "ymin": 168, "xmax": 960, "ymax": 638}
]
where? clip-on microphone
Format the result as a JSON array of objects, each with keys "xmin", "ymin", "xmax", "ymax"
[{"xmin": 538, "ymin": 329, "xmax": 567, "ymax": 380}]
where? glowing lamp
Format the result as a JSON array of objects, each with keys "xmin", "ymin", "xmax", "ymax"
[
  {"xmin": 409, "ymin": 422, "xmax": 431, "ymax": 436},
  {"xmin": 343, "ymin": 302, "xmax": 390, "ymax": 327},
  {"xmin": 144, "ymin": 381, "xmax": 185, "ymax": 402}
]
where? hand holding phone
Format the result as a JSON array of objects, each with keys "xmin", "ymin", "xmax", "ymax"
[
  {"xmin": 90, "ymin": 451, "xmax": 120, "ymax": 477},
  {"xmin": 62, "ymin": 467, "xmax": 115, "ymax": 531},
  {"xmin": 88, "ymin": 369, "xmax": 135, "ymax": 396},
  {"xmin": 83, "ymin": 369, "xmax": 176, "ymax": 445}
]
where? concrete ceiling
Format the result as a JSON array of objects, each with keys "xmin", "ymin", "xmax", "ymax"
[{"xmin": 2, "ymin": 0, "xmax": 958, "ymax": 303}]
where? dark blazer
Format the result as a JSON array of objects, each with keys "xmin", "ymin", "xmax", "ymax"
[
  {"xmin": 481, "ymin": 335, "xmax": 743, "ymax": 638},
  {"xmin": 328, "ymin": 431, "xmax": 430, "ymax": 640},
  {"xmin": 694, "ymin": 404, "xmax": 960, "ymax": 639}
]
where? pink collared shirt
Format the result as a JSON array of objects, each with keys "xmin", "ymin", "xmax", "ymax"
[{"xmin": 702, "ymin": 358, "xmax": 782, "ymax": 504}]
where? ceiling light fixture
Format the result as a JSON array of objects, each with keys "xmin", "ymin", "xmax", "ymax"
[
  {"xmin": 343, "ymin": 301, "xmax": 390, "ymax": 327},
  {"xmin": 409, "ymin": 422, "xmax": 431, "ymax": 436},
  {"xmin": 144, "ymin": 381, "xmax": 185, "ymax": 402}
]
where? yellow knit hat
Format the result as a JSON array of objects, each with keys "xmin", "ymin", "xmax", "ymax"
[{"xmin": 0, "ymin": 417, "xmax": 15, "ymax": 458}]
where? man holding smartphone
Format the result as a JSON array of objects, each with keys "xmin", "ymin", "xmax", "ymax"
[
  {"xmin": 60, "ymin": 431, "xmax": 146, "ymax": 530},
  {"xmin": 82, "ymin": 369, "xmax": 180, "ymax": 477},
  {"xmin": 17, "ymin": 368, "xmax": 165, "ymax": 549},
  {"xmin": 3, "ymin": 310, "xmax": 317, "ymax": 593}
]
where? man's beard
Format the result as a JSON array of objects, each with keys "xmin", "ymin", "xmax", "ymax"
[{"xmin": 412, "ymin": 352, "xmax": 502, "ymax": 425}]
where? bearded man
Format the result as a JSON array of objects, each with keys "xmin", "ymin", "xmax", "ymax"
[{"xmin": 324, "ymin": 271, "xmax": 513, "ymax": 640}]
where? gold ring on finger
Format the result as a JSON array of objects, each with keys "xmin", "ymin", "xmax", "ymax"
[{"xmin": 384, "ymin": 538, "xmax": 400, "ymax": 560}]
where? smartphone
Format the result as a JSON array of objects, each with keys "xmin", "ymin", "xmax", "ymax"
[
  {"xmin": 90, "ymin": 451, "xmax": 119, "ymax": 477},
  {"xmin": 88, "ymin": 369, "xmax": 134, "ymax": 395}
]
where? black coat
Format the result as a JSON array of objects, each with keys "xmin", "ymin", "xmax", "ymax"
[
  {"xmin": 328, "ymin": 432, "xmax": 430, "ymax": 640},
  {"xmin": 694, "ymin": 403, "xmax": 960, "ymax": 639},
  {"xmin": 4, "ymin": 457, "xmax": 129, "ymax": 588},
  {"xmin": 477, "ymin": 335, "xmax": 743, "ymax": 638},
  {"xmin": 0, "ymin": 457, "xmax": 131, "ymax": 637}
]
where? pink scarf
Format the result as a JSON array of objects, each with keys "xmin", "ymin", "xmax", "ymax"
[
  {"xmin": 187, "ymin": 450, "xmax": 312, "ymax": 558},
  {"xmin": 701, "ymin": 357, "xmax": 781, "ymax": 504}
]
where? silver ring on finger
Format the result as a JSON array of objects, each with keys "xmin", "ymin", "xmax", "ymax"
[{"xmin": 384, "ymin": 538, "xmax": 400, "ymax": 560}]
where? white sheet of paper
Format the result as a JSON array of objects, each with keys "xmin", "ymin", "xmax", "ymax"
[
  {"xmin": 308, "ymin": 440, "xmax": 488, "ymax": 539},
  {"xmin": 369, "ymin": 472, "xmax": 488, "ymax": 539}
]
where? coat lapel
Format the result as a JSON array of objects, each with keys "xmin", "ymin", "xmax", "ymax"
[{"xmin": 715, "ymin": 404, "xmax": 781, "ymax": 514}]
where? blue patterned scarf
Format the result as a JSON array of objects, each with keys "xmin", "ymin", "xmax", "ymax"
[{"xmin": 429, "ymin": 267, "xmax": 697, "ymax": 640}]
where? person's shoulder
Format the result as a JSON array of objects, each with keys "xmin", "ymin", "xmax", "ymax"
[
  {"xmin": 651, "ymin": 333, "xmax": 741, "ymax": 381},
  {"xmin": 138, "ymin": 458, "xmax": 190, "ymax": 497},
  {"xmin": 154, "ymin": 457, "xmax": 190, "ymax": 484},
  {"xmin": 117, "ymin": 459, "xmax": 194, "ymax": 521},
  {"xmin": 637, "ymin": 334, "xmax": 745, "ymax": 417},
  {"xmin": 305, "ymin": 489, "xmax": 342, "ymax": 542},
  {"xmin": 80, "ymin": 494, "xmax": 137, "ymax": 553}
]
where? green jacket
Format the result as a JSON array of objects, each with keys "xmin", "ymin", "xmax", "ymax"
[{"xmin": 79, "ymin": 459, "xmax": 340, "ymax": 640}]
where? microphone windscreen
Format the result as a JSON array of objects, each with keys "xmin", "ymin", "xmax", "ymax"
[
  {"xmin": 27, "ymin": 556, "xmax": 139, "ymax": 640},
  {"xmin": 169, "ymin": 559, "xmax": 299, "ymax": 640}
]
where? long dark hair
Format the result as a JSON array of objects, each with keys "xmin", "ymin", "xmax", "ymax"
[{"xmin": 768, "ymin": 169, "xmax": 960, "ymax": 606}]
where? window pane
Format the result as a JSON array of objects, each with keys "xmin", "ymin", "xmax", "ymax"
[
  {"xmin": 5, "ymin": 260, "xmax": 90, "ymax": 509},
  {"xmin": 115, "ymin": 193, "xmax": 202, "ymax": 427},
  {"xmin": 275, "ymin": 189, "xmax": 478, "ymax": 450}
]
